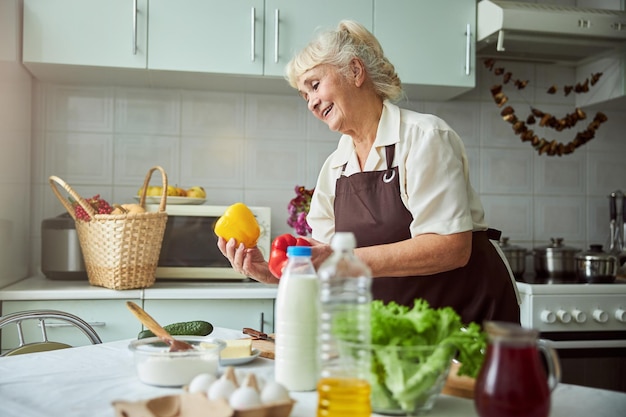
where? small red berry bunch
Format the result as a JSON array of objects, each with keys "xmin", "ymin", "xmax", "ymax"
[{"xmin": 69, "ymin": 195, "xmax": 113, "ymax": 221}]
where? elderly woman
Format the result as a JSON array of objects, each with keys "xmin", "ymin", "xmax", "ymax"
[{"xmin": 219, "ymin": 20, "xmax": 520, "ymax": 325}]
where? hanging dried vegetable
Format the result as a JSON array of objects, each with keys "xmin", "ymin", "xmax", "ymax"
[{"xmin": 483, "ymin": 58, "xmax": 608, "ymax": 156}]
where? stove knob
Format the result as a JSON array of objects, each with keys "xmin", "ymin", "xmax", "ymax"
[
  {"xmin": 615, "ymin": 308, "xmax": 626, "ymax": 323},
  {"xmin": 592, "ymin": 309, "xmax": 609, "ymax": 323},
  {"xmin": 556, "ymin": 309, "xmax": 571, "ymax": 323},
  {"xmin": 571, "ymin": 309, "xmax": 587, "ymax": 323},
  {"xmin": 540, "ymin": 310, "xmax": 556, "ymax": 324}
]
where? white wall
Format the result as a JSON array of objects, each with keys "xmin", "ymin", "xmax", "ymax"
[
  {"xmin": 0, "ymin": 0, "xmax": 32, "ymax": 286},
  {"xmin": 29, "ymin": 58, "xmax": 626, "ymax": 276}
]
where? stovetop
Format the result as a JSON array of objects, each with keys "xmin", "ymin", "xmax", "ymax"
[{"xmin": 515, "ymin": 277, "xmax": 626, "ymax": 332}]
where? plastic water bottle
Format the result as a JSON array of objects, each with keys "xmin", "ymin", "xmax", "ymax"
[
  {"xmin": 274, "ymin": 245, "xmax": 319, "ymax": 391},
  {"xmin": 316, "ymin": 232, "xmax": 372, "ymax": 417}
]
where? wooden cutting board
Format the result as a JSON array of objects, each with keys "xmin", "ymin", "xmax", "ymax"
[{"xmin": 441, "ymin": 361, "xmax": 476, "ymax": 399}]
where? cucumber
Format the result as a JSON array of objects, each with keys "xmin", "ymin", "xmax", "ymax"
[{"xmin": 137, "ymin": 320, "xmax": 213, "ymax": 339}]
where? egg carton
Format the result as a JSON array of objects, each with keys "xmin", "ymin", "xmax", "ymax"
[{"xmin": 112, "ymin": 393, "xmax": 295, "ymax": 417}]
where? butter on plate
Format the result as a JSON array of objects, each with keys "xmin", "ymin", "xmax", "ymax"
[{"xmin": 220, "ymin": 339, "xmax": 252, "ymax": 359}]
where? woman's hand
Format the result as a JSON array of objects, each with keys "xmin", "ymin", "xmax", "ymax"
[
  {"xmin": 217, "ymin": 237, "xmax": 278, "ymax": 284},
  {"xmin": 297, "ymin": 237, "xmax": 333, "ymax": 270}
]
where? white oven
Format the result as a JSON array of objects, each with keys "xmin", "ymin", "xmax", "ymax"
[{"xmin": 516, "ymin": 280, "xmax": 626, "ymax": 392}]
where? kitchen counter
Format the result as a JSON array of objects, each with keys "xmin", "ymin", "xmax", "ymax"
[
  {"xmin": 0, "ymin": 276, "xmax": 279, "ymax": 343},
  {"xmin": 0, "ymin": 327, "xmax": 624, "ymax": 417},
  {"xmin": 0, "ymin": 275, "xmax": 278, "ymax": 300}
]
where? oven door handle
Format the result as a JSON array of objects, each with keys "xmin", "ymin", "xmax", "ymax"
[{"xmin": 546, "ymin": 339, "xmax": 626, "ymax": 349}]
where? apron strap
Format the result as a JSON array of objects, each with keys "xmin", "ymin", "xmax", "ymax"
[
  {"xmin": 385, "ymin": 145, "xmax": 395, "ymax": 169},
  {"xmin": 341, "ymin": 144, "xmax": 396, "ymax": 174}
]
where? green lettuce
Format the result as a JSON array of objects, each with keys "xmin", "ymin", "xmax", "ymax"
[{"xmin": 335, "ymin": 299, "xmax": 487, "ymax": 413}]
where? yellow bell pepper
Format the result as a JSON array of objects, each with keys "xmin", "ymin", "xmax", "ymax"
[{"xmin": 214, "ymin": 202, "xmax": 260, "ymax": 248}]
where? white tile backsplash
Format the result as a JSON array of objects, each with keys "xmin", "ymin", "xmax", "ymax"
[
  {"xmin": 480, "ymin": 100, "xmax": 528, "ymax": 149},
  {"xmin": 24, "ymin": 61, "xmax": 626, "ymax": 275},
  {"xmin": 180, "ymin": 136, "xmax": 245, "ymax": 188},
  {"xmin": 422, "ymin": 101, "xmax": 481, "ymax": 147},
  {"xmin": 46, "ymin": 85, "xmax": 114, "ymax": 132},
  {"xmin": 534, "ymin": 150, "xmax": 586, "ymax": 195},
  {"xmin": 534, "ymin": 196, "xmax": 587, "ymax": 243},
  {"xmin": 115, "ymin": 88, "xmax": 181, "ymax": 135},
  {"xmin": 244, "ymin": 139, "xmax": 308, "ymax": 189},
  {"xmin": 113, "ymin": 134, "xmax": 180, "ymax": 185},
  {"xmin": 481, "ymin": 195, "xmax": 534, "ymax": 241},
  {"xmin": 245, "ymin": 95, "xmax": 308, "ymax": 140},
  {"xmin": 586, "ymin": 151, "xmax": 626, "ymax": 195},
  {"xmin": 45, "ymin": 132, "xmax": 113, "ymax": 184},
  {"xmin": 181, "ymin": 91, "xmax": 245, "ymax": 136},
  {"xmin": 481, "ymin": 148, "xmax": 534, "ymax": 194}
]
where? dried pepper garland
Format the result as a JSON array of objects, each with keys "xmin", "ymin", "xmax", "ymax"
[{"xmin": 484, "ymin": 58, "xmax": 608, "ymax": 156}]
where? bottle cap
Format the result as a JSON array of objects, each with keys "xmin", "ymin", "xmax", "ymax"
[
  {"xmin": 330, "ymin": 232, "xmax": 356, "ymax": 251},
  {"xmin": 287, "ymin": 246, "xmax": 312, "ymax": 257}
]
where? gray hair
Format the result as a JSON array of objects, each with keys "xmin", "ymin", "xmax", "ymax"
[{"xmin": 285, "ymin": 20, "xmax": 404, "ymax": 102}]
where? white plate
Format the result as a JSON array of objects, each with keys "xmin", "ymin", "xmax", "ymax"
[
  {"xmin": 135, "ymin": 196, "xmax": 206, "ymax": 205},
  {"xmin": 219, "ymin": 348, "xmax": 261, "ymax": 366}
]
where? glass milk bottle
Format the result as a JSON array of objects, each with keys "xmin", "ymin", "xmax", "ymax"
[
  {"xmin": 317, "ymin": 232, "xmax": 372, "ymax": 417},
  {"xmin": 274, "ymin": 245, "xmax": 319, "ymax": 391}
]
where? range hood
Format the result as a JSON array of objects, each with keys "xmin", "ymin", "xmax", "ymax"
[{"xmin": 477, "ymin": 0, "xmax": 626, "ymax": 65}]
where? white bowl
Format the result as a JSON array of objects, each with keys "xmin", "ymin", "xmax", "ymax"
[{"xmin": 129, "ymin": 336, "xmax": 225, "ymax": 387}]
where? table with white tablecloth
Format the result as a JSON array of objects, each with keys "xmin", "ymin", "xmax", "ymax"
[{"xmin": 1, "ymin": 327, "xmax": 625, "ymax": 417}]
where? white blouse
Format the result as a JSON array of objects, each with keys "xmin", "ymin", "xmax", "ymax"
[{"xmin": 307, "ymin": 100, "xmax": 488, "ymax": 244}]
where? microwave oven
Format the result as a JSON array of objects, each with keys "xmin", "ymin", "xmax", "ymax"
[{"xmin": 145, "ymin": 204, "xmax": 271, "ymax": 280}]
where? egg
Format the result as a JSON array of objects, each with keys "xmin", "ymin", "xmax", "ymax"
[
  {"xmin": 208, "ymin": 377, "xmax": 237, "ymax": 401},
  {"xmin": 188, "ymin": 373, "xmax": 216, "ymax": 394},
  {"xmin": 229, "ymin": 386, "xmax": 262, "ymax": 410},
  {"xmin": 260, "ymin": 381, "xmax": 291, "ymax": 404}
]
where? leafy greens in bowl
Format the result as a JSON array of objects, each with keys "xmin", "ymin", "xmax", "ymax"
[{"xmin": 335, "ymin": 299, "xmax": 487, "ymax": 415}]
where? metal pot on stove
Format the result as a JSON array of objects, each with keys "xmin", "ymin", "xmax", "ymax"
[
  {"xmin": 532, "ymin": 237, "xmax": 580, "ymax": 279},
  {"xmin": 575, "ymin": 244, "xmax": 618, "ymax": 283},
  {"xmin": 498, "ymin": 237, "xmax": 528, "ymax": 279}
]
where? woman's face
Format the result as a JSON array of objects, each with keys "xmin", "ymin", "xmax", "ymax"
[{"xmin": 296, "ymin": 64, "xmax": 358, "ymax": 134}]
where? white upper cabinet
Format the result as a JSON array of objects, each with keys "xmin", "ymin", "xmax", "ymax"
[
  {"xmin": 149, "ymin": 0, "xmax": 372, "ymax": 77},
  {"xmin": 262, "ymin": 0, "xmax": 373, "ymax": 77},
  {"xmin": 374, "ymin": 0, "xmax": 476, "ymax": 99},
  {"xmin": 21, "ymin": 0, "xmax": 476, "ymax": 99},
  {"xmin": 148, "ymin": 1, "xmax": 265, "ymax": 75},
  {"xmin": 23, "ymin": 0, "xmax": 147, "ymax": 68}
]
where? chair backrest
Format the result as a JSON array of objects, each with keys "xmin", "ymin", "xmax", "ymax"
[{"xmin": 0, "ymin": 310, "xmax": 102, "ymax": 356}]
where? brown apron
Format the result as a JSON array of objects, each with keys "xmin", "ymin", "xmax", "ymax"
[{"xmin": 334, "ymin": 145, "xmax": 520, "ymax": 325}]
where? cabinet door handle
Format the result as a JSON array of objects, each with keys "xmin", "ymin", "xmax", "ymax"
[
  {"xmin": 465, "ymin": 23, "xmax": 471, "ymax": 76},
  {"xmin": 42, "ymin": 321, "xmax": 106, "ymax": 328},
  {"xmin": 274, "ymin": 9, "xmax": 280, "ymax": 63},
  {"xmin": 132, "ymin": 0, "xmax": 138, "ymax": 55},
  {"xmin": 250, "ymin": 7, "xmax": 256, "ymax": 62}
]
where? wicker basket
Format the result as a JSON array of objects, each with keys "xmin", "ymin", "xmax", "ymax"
[{"xmin": 49, "ymin": 166, "xmax": 168, "ymax": 290}]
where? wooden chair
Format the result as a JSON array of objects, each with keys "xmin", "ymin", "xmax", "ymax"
[{"xmin": 0, "ymin": 310, "xmax": 102, "ymax": 356}]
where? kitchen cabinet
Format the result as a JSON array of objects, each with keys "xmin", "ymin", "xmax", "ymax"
[
  {"xmin": 142, "ymin": 299, "xmax": 275, "ymax": 334},
  {"xmin": 0, "ymin": 277, "xmax": 278, "ymax": 351},
  {"xmin": 148, "ymin": 0, "xmax": 265, "ymax": 75},
  {"xmin": 261, "ymin": 0, "xmax": 372, "ymax": 76},
  {"xmin": 373, "ymin": 0, "xmax": 476, "ymax": 100},
  {"xmin": 148, "ymin": 0, "xmax": 372, "ymax": 77},
  {"xmin": 21, "ymin": 0, "xmax": 476, "ymax": 100},
  {"xmin": 23, "ymin": 0, "xmax": 148, "ymax": 69},
  {"xmin": 1, "ymin": 299, "xmax": 142, "ymax": 350}
]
